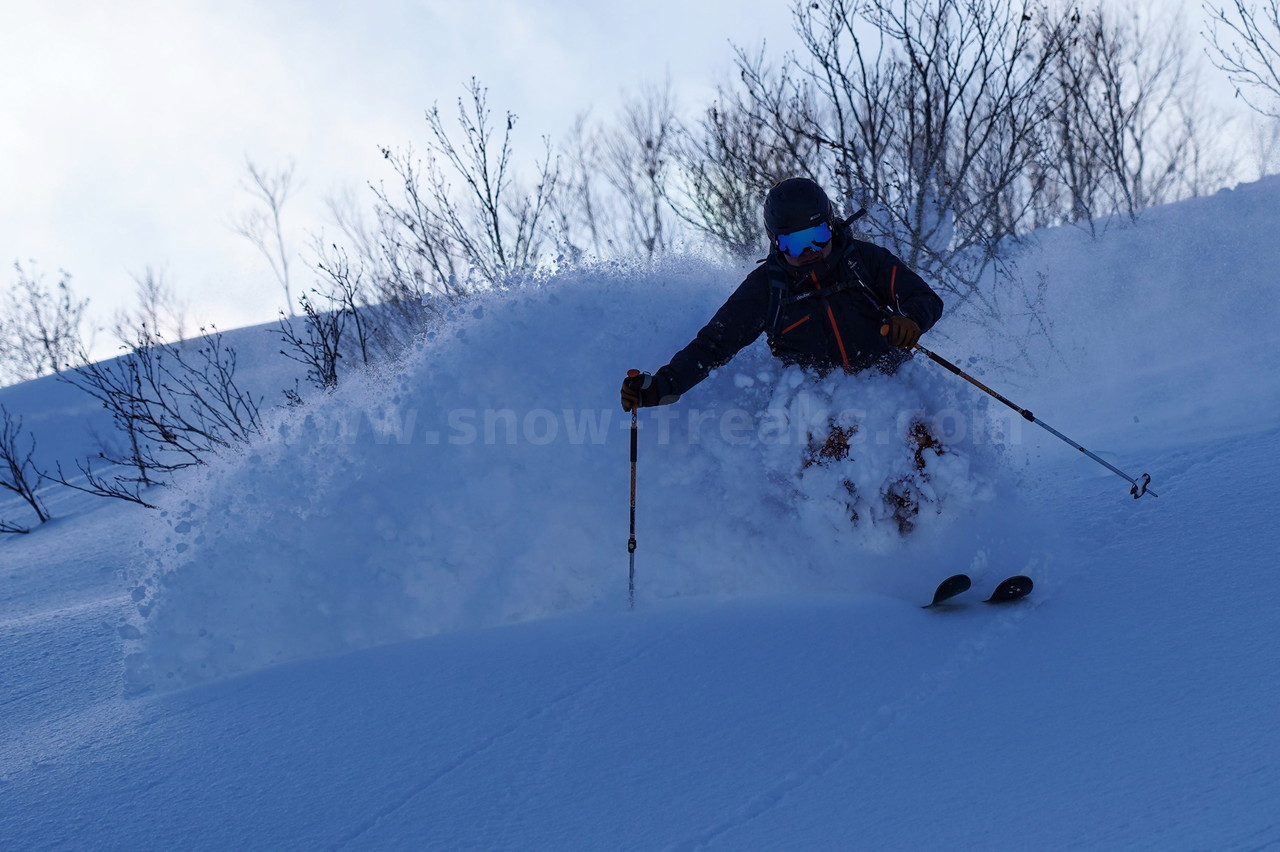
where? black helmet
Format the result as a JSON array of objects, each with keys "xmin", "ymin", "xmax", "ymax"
[{"xmin": 763, "ymin": 177, "xmax": 833, "ymax": 236}]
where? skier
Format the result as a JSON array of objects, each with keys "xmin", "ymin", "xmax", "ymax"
[
  {"xmin": 619, "ymin": 177, "xmax": 944, "ymax": 413},
  {"xmin": 619, "ymin": 177, "xmax": 947, "ymax": 532}
]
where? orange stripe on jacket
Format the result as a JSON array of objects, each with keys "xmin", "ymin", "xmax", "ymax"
[
  {"xmin": 812, "ymin": 272, "xmax": 852, "ymax": 372},
  {"xmin": 781, "ymin": 315, "xmax": 811, "ymax": 334}
]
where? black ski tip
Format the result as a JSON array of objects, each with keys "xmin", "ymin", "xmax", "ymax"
[
  {"xmin": 924, "ymin": 574, "xmax": 972, "ymax": 608},
  {"xmin": 985, "ymin": 575, "xmax": 1034, "ymax": 603}
]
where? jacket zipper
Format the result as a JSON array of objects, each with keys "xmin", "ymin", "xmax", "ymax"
[{"xmin": 812, "ymin": 272, "xmax": 852, "ymax": 372}]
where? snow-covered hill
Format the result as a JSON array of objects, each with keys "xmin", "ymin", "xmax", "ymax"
[{"xmin": 3, "ymin": 179, "xmax": 1279, "ymax": 850}]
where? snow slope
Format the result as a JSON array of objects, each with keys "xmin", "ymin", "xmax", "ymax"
[{"xmin": 3, "ymin": 178, "xmax": 1280, "ymax": 850}]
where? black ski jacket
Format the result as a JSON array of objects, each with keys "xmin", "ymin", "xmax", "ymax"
[{"xmin": 653, "ymin": 226, "xmax": 944, "ymax": 400}]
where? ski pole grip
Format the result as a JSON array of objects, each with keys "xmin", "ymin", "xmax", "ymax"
[{"xmin": 626, "ymin": 368, "xmax": 653, "ymax": 390}]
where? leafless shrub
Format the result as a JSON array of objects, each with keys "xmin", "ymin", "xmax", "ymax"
[
  {"xmin": 112, "ymin": 266, "xmax": 190, "ymax": 347},
  {"xmin": 234, "ymin": 158, "xmax": 301, "ymax": 313},
  {"xmin": 1243, "ymin": 110, "xmax": 1280, "ymax": 176},
  {"xmin": 554, "ymin": 82, "xmax": 679, "ymax": 262},
  {"xmin": 662, "ymin": 0, "xmax": 1226, "ymax": 325},
  {"xmin": 58, "ymin": 327, "xmax": 263, "ymax": 501},
  {"xmin": 273, "ymin": 249, "xmax": 380, "ymax": 401},
  {"xmin": 0, "ymin": 405, "xmax": 50, "ymax": 532},
  {"xmin": 0, "ymin": 262, "xmax": 89, "ymax": 385},
  {"xmin": 46, "ymin": 458, "xmax": 158, "ymax": 510},
  {"xmin": 553, "ymin": 113, "xmax": 614, "ymax": 261},
  {"xmin": 425, "ymin": 78, "xmax": 559, "ymax": 283},
  {"xmin": 670, "ymin": 63, "xmax": 818, "ymax": 258},
  {"xmin": 697, "ymin": 0, "xmax": 1072, "ymax": 315},
  {"xmin": 604, "ymin": 81, "xmax": 679, "ymax": 259},
  {"xmin": 1203, "ymin": 0, "xmax": 1280, "ymax": 117},
  {"xmin": 316, "ymin": 195, "xmax": 439, "ymax": 343},
  {"xmin": 1042, "ymin": 3, "xmax": 1218, "ymax": 228},
  {"xmin": 276, "ymin": 294, "xmax": 344, "ymax": 399},
  {"xmin": 366, "ymin": 147, "xmax": 466, "ymax": 304},
  {"xmin": 371, "ymin": 78, "xmax": 559, "ymax": 298}
]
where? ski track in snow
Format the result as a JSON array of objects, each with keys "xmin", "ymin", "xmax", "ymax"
[
  {"xmin": 330, "ymin": 639, "xmax": 661, "ymax": 851},
  {"xmin": 664, "ymin": 597, "xmax": 1042, "ymax": 852}
]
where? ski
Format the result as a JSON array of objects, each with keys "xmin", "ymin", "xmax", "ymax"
[
  {"xmin": 984, "ymin": 574, "xmax": 1034, "ymax": 603},
  {"xmin": 923, "ymin": 573, "xmax": 1034, "ymax": 608},
  {"xmin": 923, "ymin": 573, "xmax": 972, "ymax": 608}
]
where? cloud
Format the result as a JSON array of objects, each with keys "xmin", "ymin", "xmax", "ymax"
[{"xmin": 0, "ymin": 0, "xmax": 795, "ymax": 344}]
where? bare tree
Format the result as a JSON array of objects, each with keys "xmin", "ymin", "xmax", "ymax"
[
  {"xmin": 703, "ymin": 0, "xmax": 1073, "ymax": 315},
  {"xmin": 58, "ymin": 327, "xmax": 264, "ymax": 497},
  {"xmin": 274, "ymin": 244, "xmax": 381, "ymax": 401},
  {"xmin": 1203, "ymin": 0, "xmax": 1280, "ymax": 117},
  {"xmin": 553, "ymin": 86, "xmax": 679, "ymax": 262},
  {"xmin": 605, "ymin": 81, "xmax": 679, "ymax": 259},
  {"xmin": 670, "ymin": 67, "xmax": 817, "ymax": 259},
  {"xmin": 234, "ymin": 158, "xmax": 301, "ymax": 313},
  {"xmin": 374, "ymin": 79, "xmax": 560, "ymax": 294},
  {"xmin": 369, "ymin": 145, "xmax": 466, "ymax": 302},
  {"xmin": 1243, "ymin": 110, "xmax": 1280, "ymax": 175},
  {"xmin": 0, "ymin": 405, "xmax": 50, "ymax": 532},
  {"xmin": 0, "ymin": 262, "xmax": 90, "ymax": 385},
  {"xmin": 1045, "ymin": 3, "xmax": 1209, "ymax": 227},
  {"xmin": 553, "ymin": 112, "xmax": 615, "ymax": 260},
  {"xmin": 1166, "ymin": 74, "xmax": 1238, "ymax": 201},
  {"xmin": 111, "ymin": 266, "xmax": 190, "ymax": 346},
  {"xmin": 424, "ymin": 79, "xmax": 559, "ymax": 283},
  {"xmin": 321, "ymin": 181, "xmax": 447, "ymax": 341}
]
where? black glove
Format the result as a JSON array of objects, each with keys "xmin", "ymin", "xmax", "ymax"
[
  {"xmin": 621, "ymin": 371, "xmax": 675, "ymax": 412},
  {"xmin": 884, "ymin": 315, "xmax": 922, "ymax": 349}
]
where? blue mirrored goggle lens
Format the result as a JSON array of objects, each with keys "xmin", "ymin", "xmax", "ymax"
[{"xmin": 776, "ymin": 222, "xmax": 832, "ymax": 256}]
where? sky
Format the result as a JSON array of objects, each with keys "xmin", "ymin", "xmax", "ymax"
[
  {"xmin": 1, "ymin": 0, "xmax": 798, "ymax": 348},
  {"xmin": 2, "ymin": 0, "xmax": 1269, "ymax": 358}
]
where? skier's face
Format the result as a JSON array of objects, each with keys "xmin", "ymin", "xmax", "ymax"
[
  {"xmin": 775, "ymin": 220, "xmax": 833, "ymax": 266},
  {"xmin": 783, "ymin": 241, "xmax": 834, "ymax": 267}
]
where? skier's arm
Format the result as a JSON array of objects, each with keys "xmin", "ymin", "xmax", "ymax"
[
  {"xmin": 653, "ymin": 273, "xmax": 770, "ymax": 400},
  {"xmin": 860, "ymin": 243, "xmax": 944, "ymax": 332}
]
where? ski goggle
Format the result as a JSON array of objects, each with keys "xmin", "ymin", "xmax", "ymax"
[{"xmin": 775, "ymin": 221, "xmax": 833, "ymax": 257}]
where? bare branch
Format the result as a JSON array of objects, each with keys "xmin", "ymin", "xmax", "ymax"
[
  {"xmin": 45, "ymin": 458, "xmax": 158, "ymax": 510},
  {"xmin": 1203, "ymin": 0, "xmax": 1280, "ymax": 118},
  {"xmin": 0, "ymin": 404, "xmax": 51, "ymax": 527},
  {"xmin": 112, "ymin": 266, "xmax": 191, "ymax": 347},
  {"xmin": 605, "ymin": 79, "xmax": 680, "ymax": 259},
  {"xmin": 234, "ymin": 158, "xmax": 301, "ymax": 312},
  {"xmin": 0, "ymin": 262, "xmax": 89, "ymax": 385},
  {"xmin": 58, "ymin": 327, "xmax": 263, "ymax": 487}
]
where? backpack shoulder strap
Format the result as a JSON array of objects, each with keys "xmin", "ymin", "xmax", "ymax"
[
  {"xmin": 765, "ymin": 255, "xmax": 789, "ymax": 335},
  {"xmin": 840, "ymin": 237, "xmax": 901, "ymax": 321}
]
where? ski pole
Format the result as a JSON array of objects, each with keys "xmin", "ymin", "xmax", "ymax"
[
  {"xmin": 626, "ymin": 369, "xmax": 641, "ymax": 609},
  {"xmin": 913, "ymin": 344, "xmax": 1157, "ymax": 499}
]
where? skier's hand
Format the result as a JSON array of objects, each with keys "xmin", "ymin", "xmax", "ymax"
[
  {"xmin": 883, "ymin": 315, "xmax": 922, "ymax": 349},
  {"xmin": 621, "ymin": 371, "xmax": 676, "ymax": 412}
]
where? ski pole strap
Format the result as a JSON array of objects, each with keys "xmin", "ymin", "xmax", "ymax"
[{"xmin": 915, "ymin": 344, "xmax": 1158, "ymax": 499}]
